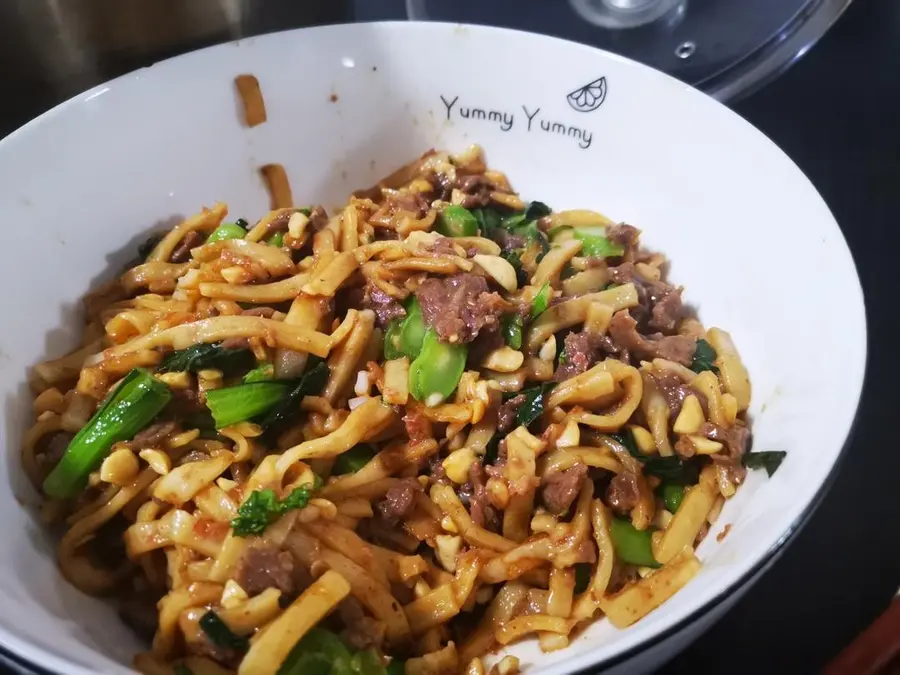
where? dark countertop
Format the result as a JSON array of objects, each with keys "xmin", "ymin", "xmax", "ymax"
[{"xmin": 0, "ymin": 1, "xmax": 896, "ymax": 673}]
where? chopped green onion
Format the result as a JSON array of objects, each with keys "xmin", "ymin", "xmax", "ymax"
[
  {"xmin": 267, "ymin": 231, "xmax": 285, "ymax": 247},
  {"xmin": 658, "ymin": 483, "xmax": 685, "ymax": 513},
  {"xmin": 243, "ymin": 363, "xmax": 275, "ymax": 383},
  {"xmin": 531, "ymin": 282, "xmax": 552, "ymax": 319},
  {"xmin": 471, "ymin": 207, "xmax": 502, "ymax": 238},
  {"xmin": 409, "ymin": 329, "xmax": 467, "ymax": 406},
  {"xmin": 43, "ymin": 369, "xmax": 172, "ymax": 499},
  {"xmin": 436, "ymin": 205, "xmax": 478, "ymax": 237},
  {"xmin": 205, "ymin": 382, "xmax": 289, "ymax": 428},
  {"xmin": 549, "ymin": 225, "xmax": 624, "ymax": 258},
  {"xmin": 206, "ymin": 222, "xmax": 247, "ymax": 244},
  {"xmin": 235, "ymin": 218, "xmax": 249, "ymax": 229},
  {"xmin": 231, "ymin": 484, "xmax": 316, "ymax": 537},
  {"xmin": 610, "ymin": 517, "xmax": 660, "ymax": 568},
  {"xmin": 500, "ymin": 313, "xmax": 523, "ymax": 350},
  {"xmin": 333, "ymin": 444, "xmax": 377, "ymax": 475},
  {"xmin": 199, "ymin": 610, "xmax": 249, "ymax": 651},
  {"xmin": 399, "ymin": 298, "xmax": 427, "ymax": 360}
]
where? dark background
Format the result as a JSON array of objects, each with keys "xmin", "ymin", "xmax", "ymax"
[{"xmin": 0, "ymin": 0, "xmax": 896, "ymax": 673}]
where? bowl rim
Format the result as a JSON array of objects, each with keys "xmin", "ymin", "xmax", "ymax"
[{"xmin": 0, "ymin": 19, "xmax": 868, "ymax": 675}]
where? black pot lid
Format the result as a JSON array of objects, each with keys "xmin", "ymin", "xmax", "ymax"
[{"xmin": 405, "ymin": 0, "xmax": 853, "ymax": 101}]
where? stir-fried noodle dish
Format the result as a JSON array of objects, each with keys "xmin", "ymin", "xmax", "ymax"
[{"xmin": 24, "ymin": 143, "xmax": 782, "ymax": 675}]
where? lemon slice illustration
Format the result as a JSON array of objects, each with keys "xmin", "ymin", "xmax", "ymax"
[{"xmin": 567, "ymin": 77, "xmax": 608, "ymax": 113}]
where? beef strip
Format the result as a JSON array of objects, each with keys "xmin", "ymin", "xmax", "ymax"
[
  {"xmin": 427, "ymin": 236, "xmax": 463, "ymax": 257},
  {"xmin": 391, "ymin": 192, "xmax": 431, "ymax": 219},
  {"xmin": 465, "ymin": 461, "xmax": 499, "ymax": 531},
  {"xmin": 39, "ymin": 431, "xmax": 74, "ymax": 471},
  {"xmin": 170, "ymin": 230, "xmax": 204, "ymax": 264},
  {"xmin": 651, "ymin": 370, "xmax": 707, "ymax": 418},
  {"xmin": 699, "ymin": 421, "xmax": 752, "ymax": 485},
  {"xmin": 649, "ymin": 286, "xmax": 685, "ymax": 334},
  {"xmin": 414, "ymin": 273, "xmax": 506, "ymax": 343},
  {"xmin": 240, "ymin": 306, "xmax": 276, "ymax": 318},
  {"xmin": 607, "ymin": 310, "xmax": 696, "ymax": 366},
  {"xmin": 541, "ymin": 464, "xmax": 589, "ymax": 515},
  {"xmin": 363, "ymin": 282, "xmax": 407, "ymax": 328},
  {"xmin": 605, "ymin": 472, "xmax": 641, "ymax": 516},
  {"xmin": 496, "ymin": 394, "xmax": 526, "ymax": 433},
  {"xmin": 376, "ymin": 477, "xmax": 422, "ymax": 524},
  {"xmin": 554, "ymin": 330, "xmax": 604, "ymax": 381},
  {"xmin": 220, "ymin": 337, "xmax": 251, "ymax": 350},
  {"xmin": 235, "ymin": 546, "xmax": 297, "ymax": 597},
  {"xmin": 338, "ymin": 597, "xmax": 385, "ymax": 650},
  {"xmin": 455, "ymin": 173, "xmax": 494, "ymax": 209},
  {"xmin": 130, "ymin": 421, "xmax": 178, "ymax": 449},
  {"xmin": 608, "ymin": 262, "xmax": 685, "ymax": 334},
  {"xmin": 606, "ymin": 223, "xmax": 640, "ymax": 258},
  {"xmin": 307, "ymin": 206, "xmax": 329, "ymax": 232}
]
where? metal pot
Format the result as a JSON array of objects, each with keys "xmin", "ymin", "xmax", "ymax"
[{"xmin": 0, "ymin": 0, "xmax": 352, "ymax": 130}]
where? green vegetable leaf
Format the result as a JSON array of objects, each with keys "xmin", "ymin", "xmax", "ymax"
[
  {"xmin": 612, "ymin": 430, "xmax": 700, "ymax": 485},
  {"xmin": 43, "ymin": 369, "xmax": 172, "ymax": 499},
  {"xmin": 277, "ymin": 627, "xmax": 359, "ymax": 675},
  {"xmin": 530, "ymin": 282, "xmax": 552, "ymax": 319},
  {"xmin": 207, "ymin": 222, "xmax": 248, "ymax": 244},
  {"xmin": 243, "ymin": 363, "xmax": 275, "ymax": 383},
  {"xmin": 231, "ymin": 483, "xmax": 317, "ymax": 537},
  {"xmin": 471, "ymin": 208, "xmax": 503, "ymax": 239},
  {"xmin": 436, "ymin": 205, "xmax": 478, "ymax": 237},
  {"xmin": 159, "ymin": 342, "xmax": 254, "ymax": 375},
  {"xmin": 515, "ymin": 383, "xmax": 554, "ymax": 429},
  {"xmin": 267, "ymin": 231, "xmax": 285, "ymax": 247},
  {"xmin": 501, "ymin": 201, "xmax": 552, "ymax": 246},
  {"xmin": 385, "ymin": 660, "xmax": 405, "ymax": 675},
  {"xmin": 500, "ymin": 250, "xmax": 528, "ymax": 286},
  {"xmin": 742, "ymin": 450, "xmax": 786, "ymax": 477},
  {"xmin": 574, "ymin": 563, "xmax": 592, "ymax": 593},
  {"xmin": 610, "ymin": 517, "xmax": 660, "ymax": 568},
  {"xmin": 500, "ymin": 313, "xmax": 523, "ymax": 350},
  {"xmin": 173, "ymin": 665, "xmax": 194, "ymax": 675},
  {"xmin": 409, "ymin": 329, "xmax": 467, "ymax": 406},
  {"xmin": 199, "ymin": 610, "xmax": 249, "ymax": 651},
  {"xmin": 257, "ymin": 359, "xmax": 330, "ymax": 433},
  {"xmin": 399, "ymin": 298, "xmax": 427, "ymax": 360},
  {"xmin": 205, "ymin": 382, "xmax": 290, "ymax": 428},
  {"xmin": 333, "ymin": 444, "xmax": 377, "ymax": 475},
  {"xmin": 689, "ymin": 338, "xmax": 719, "ymax": 374},
  {"xmin": 137, "ymin": 233, "xmax": 163, "ymax": 260}
]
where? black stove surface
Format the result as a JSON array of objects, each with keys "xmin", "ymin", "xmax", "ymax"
[{"xmin": 0, "ymin": 0, "xmax": 896, "ymax": 673}]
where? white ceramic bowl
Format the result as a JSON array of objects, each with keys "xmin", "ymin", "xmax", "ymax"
[{"xmin": 0, "ymin": 22, "xmax": 865, "ymax": 675}]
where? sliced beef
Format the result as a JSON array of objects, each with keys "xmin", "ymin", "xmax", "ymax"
[
  {"xmin": 489, "ymin": 228, "xmax": 527, "ymax": 252},
  {"xmin": 376, "ymin": 478, "xmax": 422, "ymax": 524},
  {"xmin": 541, "ymin": 464, "xmax": 589, "ymax": 515},
  {"xmin": 496, "ymin": 394, "xmax": 526, "ymax": 433},
  {"xmin": 651, "ymin": 370, "xmax": 705, "ymax": 418},
  {"xmin": 598, "ymin": 334, "xmax": 630, "ymax": 364},
  {"xmin": 608, "ymin": 263, "xmax": 685, "ymax": 334},
  {"xmin": 607, "ymin": 310, "xmax": 696, "ymax": 366},
  {"xmin": 130, "ymin": 421, "xmax": 178, "ymax": 449},
  {"xmin": 241, "ymin": 306, "xmax": 276, "ymax": 318},
  {"xmin": 427, "ymin": 236, "xmax": 462, "ymax": 257},
  {"xmin": 428, "ymin": 453, "xmax": 449, "ymax": 485},
  {"xmin": 606, "ymin": 223, "xmax": 640, "ymax": 258},
  {"xmin": 648, "ymin": 285, "xmax": 685, "ymax": 334},
  {"xmin": 363, "ymin": 282, "xmax": 406, "ymax": 328},
  {"xmin": 455, "ymin": 173, "xmax": 494, "ymax": 209},
  {"xmin": 235, "ymin": 546, "xmax": 297, "ymax": 597},
  {"xmin": 220, "ymin": 337, "xmax": 252, "ymax": 350},
  {"xmin": 402, "ymin": 410, "xmax": 431, "ymax": 445},
  {"xmin": 338, "ymin": 597, "xmax": 385, "ymax": 650},
  {"xmin": 700, "ymin": 421, "xmax": 752, "ymax": 485},
  {"xmin": 390, "ymin": 192, "xmax": 431, "ymax": 219},
  {"xmin": 464, "ymin": 462, "xmax": 499, "ymax": 531},
  {"xmin": 414, "ymin": 273, "xmax": 506, "ymax": 343},
  {"xmin": 554, "ymin": 330, "xmax": 603, "ymax": 381},
  {"xmin": 607, "ymin": 262, "xmax": 636, "ymax": 285},
  {"xmin": 605, "ymin": 472, "xmax": 641, "ymax": 516},
  {"xmin": 307, "ymin": 206, "xmax": 329, "ymax": 232},
  {"xmin": 39, "ymin": 431, "xmax": 74, "ymax": 471},
  {"xmin": 170, "ymin": 230, "xmax": 204, "ymax": 263}
]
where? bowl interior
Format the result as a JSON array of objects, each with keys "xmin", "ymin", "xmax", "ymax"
[{"xmin": 0, "ymin": 22, "xmax": 865, "ymax": 675}]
